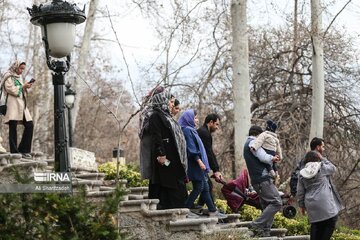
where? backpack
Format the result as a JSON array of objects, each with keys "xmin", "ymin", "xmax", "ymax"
[{"xmin": 289, "ymin": 158, "xmax": 305, "ymax": 196}]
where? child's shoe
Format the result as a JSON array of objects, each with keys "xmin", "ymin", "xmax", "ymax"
[{"xmin": 269, "ymin": 169, "xmax": 276, "ymax": 178}]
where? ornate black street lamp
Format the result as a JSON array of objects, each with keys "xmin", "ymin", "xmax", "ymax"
[
  {"xmin": 28, "ymin": 0, "xmax": 86, "ymax": 172},
  {"xmin": 65, "ymin": 82, "xmax": 76, "ymax": 147}
]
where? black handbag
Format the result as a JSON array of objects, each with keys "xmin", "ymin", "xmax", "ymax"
[
  {"xmin": 0, "ymin": 105, "xmax": 6, "ymax": 115},
  {"xmin": 0, "ymin": 87, "xmax": 8, "ymax": 116}
]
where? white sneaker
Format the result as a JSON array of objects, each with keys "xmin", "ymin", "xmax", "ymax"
[
  {"xmin": 208, "ymin": 211, "xmax": 227, "ymax": 219},
  {"xmin": 187, "ymin": 212, "xmax": 200, "ymax": 219}
]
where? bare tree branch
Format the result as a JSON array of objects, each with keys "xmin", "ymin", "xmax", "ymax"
[
  {"xmin": 323, "ymin": 0, "xmax": 352, "ymax": 37},
  {"xmin": 106, "ymin": 6, "xmax": 140, "ymax": 106}
]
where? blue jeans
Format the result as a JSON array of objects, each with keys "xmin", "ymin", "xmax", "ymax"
[{"xmin": 185, "ymin": 173, "xmax": 216, "ymax": 212}]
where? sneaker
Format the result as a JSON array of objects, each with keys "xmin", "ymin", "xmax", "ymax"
[
  {"xmin": 248, "ymin": 224, "xmax": 264, "ymax": 237},
  {"xmin": 190, "ymin": 208, "xmax": 203, "ymax": 215},
  {"xmin": 187, "ymin": 211, "xmax": 200, "ymax": 219},
  {"xmin": 262, "ymin": 231, "xmax": 271, "ymax": 237},
  {"xmin": 208, "ymin": 211, "xmax": 227, "ymax": 219},
  {"xmin": 21, "ymin": 153, "xmax": 32, "ymax": 159}
]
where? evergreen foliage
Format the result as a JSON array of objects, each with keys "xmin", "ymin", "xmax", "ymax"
[
  {"xmin": 215, "ymin": 199, "xmax": 360, "ymax": 239},
  {"xmin": 98, "ymin": 162, "xmax": 148, "ymax": 187},
  {"xmin": 0, "ymin": 186, "xmax": 125, "ymax": 240}
]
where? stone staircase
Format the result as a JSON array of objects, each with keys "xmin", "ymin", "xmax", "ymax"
[
  {"xmin": 0, "ymin": 153, "xmax": 310, "ymax": 240},
  {"xmin": 0, "ymin": 152, "xmax": 48, "ymax": 184},
  {"xmin": 117, "ymin": 186, "xmax": 310, "ymax": 240}
]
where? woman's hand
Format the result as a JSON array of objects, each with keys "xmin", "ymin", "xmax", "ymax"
[
  {"xmin": 157, "ymin": 156, "xmax": 166, "ymax": 165},
  {"xmin": 22, "ymin": 82, "xmax": 32, "ymax": 90},
  {"xmin": 197, "ymin": 159, "xmax": 206, "ymax": 170}
]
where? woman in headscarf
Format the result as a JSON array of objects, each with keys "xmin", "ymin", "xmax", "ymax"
[
  {"xmin": 1, "ymin": 60, "xmax": 34, "ymax": 158},
  {"xmin": 148, "ymin": 90, "xmax": 188, "ymax": 209},
  {"xmin": 297, "ymin": 150, "xmax": 343, "ymax": 240},
  {"xmin": 139, "ymin": 86, "xmax": 165, "ymax": 180},
  {"xmin": 178, "ymin": 109, "xmax": 226, "ymax": 218}
]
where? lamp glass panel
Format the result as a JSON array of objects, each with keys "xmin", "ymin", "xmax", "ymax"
[
  {"xmin": 44, "ymin": 22, "xmax": 76, "ymax": 58},
  {"xmin": 65, "ymin": 94, "xmax": 75, "ymax": 108}
]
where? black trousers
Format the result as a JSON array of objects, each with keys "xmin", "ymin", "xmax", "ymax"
[
  {"xmin": 9, "ymin": 119, "xmax": 33, "ymax": 154},
  {"xmin": 148, "ymin": 179, "xmax": 187, "ymax": 210},
  {"xmin": 310, "ymin": 215, "xmax": 338, "ymax": 240}
]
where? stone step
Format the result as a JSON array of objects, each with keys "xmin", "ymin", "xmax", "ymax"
[
  {"xmin": 128, "ymin": 194, "xmax": 146, "ymax": 200},
  {"xmin": 103, "ymin": 179, "xmax": 127, "ymax": 189},
  {"xmin": 0, "ymin": 153, "xmax": 43, "ymax": 164},
  {"xmin": 0, "ymin": 158, "xmax": 7, "ymax": 166},
  {"xmin": 222, "ymin": 213, "xmax": 241, "ymax": 224},
  {"xmin": 204, "ymin": 227, "xmax": 249, "ymax": 238},
  {"xmin": 217, "ymin": 222, "xmax": 238, "ymax": 229},
  {"xmin": 119, "ymin": 199, "xmax": 159, "ymax": 213},
  {"xmin": 169, "ymin": 218, "xmax": 218, "ymax": 233},
  {"xmin": 141, "ymin": 207, "xmax": 189, "ymax": 222},
  {"xmin": 0, "ymin": 153, "xmax": 23, "ymax": 165},
  {"xmin": 45, "ymin": 165, "xmax": 54, "ymax": 171},
  {"xmin": 2, "ymin": 161, "xmax": 48, "ymax": 172},
  {"xmin": 282, "ymin": 235, "xmax": 310, "ymax": 240},
  {"xmin": 44, "ymin": 158, "xmax": 55, "ymax": 167},
  {"xmin": 10, "ymin": 153, "xmax": 23, "ymax": 159},
  {"xmin": 71, "ymin": 166, "xmax": 98, "ymax": 173},
  {"xmin": 100, "ymin": 186, "xmax": 115, "ymax": 191},
  {"xmin": 270, "ymin": 228, "xmax": 288, "ymax": 237},
  {"xmin": 31, "ymin": 152, "xmax": 45, "ymax": 160},
  {"xmin": 72, "ymin": 179, "xmax": 103, "ymax": 192},
  {"xmin": 128, "ymin": 186, "xmax": 148, "ymax": 196},
  {"xmin": 237, "ymin": 221, "xmax": 288, "ymax": 238},
  {"xmin": 75, "ymin": 172, "xmax": 105, "ymax": 181},
  {"xmin": 235, "ymin": 220, "xmax": 252, "ymax": 227},
  {"xmin": 86, "ymin": 190, "xmax": 113, "ymax": 197},
  {"xmin": 0, "ymin": 153, "xmax": 11, "ymax": 158},
  {"xmin": 248, "ymin": 228, "xmax": 288, "ymax": 239},
  {"xmin": 0, "ymin": 153, "xmax": 11, "ymax": 166}
]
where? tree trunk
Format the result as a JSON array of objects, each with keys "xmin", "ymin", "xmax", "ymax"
[
  {"xmin": 231, "ymin": 0, "xmax": 251, "ymax": 177},
  {"xmin": 309, "ymin": 0, "xmax": 325, "ymax": 140},
  {"xmin": 72, "ymin": 0, "xmax": 99, "ymax": 138}
]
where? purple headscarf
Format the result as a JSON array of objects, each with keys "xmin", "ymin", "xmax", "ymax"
[{"xmin": 178, "ymin": 109, "xmax": 210, "ymax": 172}]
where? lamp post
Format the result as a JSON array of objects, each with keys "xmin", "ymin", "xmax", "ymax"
[
  {"xmin": 65, "ymin": 82, "xmax": 76, "ymax": 147},
  {"xmin": 28, "ymin": 0, "xmax": 86, "ymax": 172}
]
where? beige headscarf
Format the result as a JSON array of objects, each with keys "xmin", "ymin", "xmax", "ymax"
[
  {"xmin": 1, "ymin": 60, "xmax": 26, "ymax": 86},
  {"xmin": 8, "ymin": 60, "xmax": 25, "ymax": 76}
]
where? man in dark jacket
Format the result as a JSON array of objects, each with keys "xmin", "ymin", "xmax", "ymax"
[
  {"xmin": 290, "ymin": 137, "xmax": 324, "ymax": 197},
  {"xmin": 196, "ymin": 113, "xmax": 222, "ymax": 208},
  {"xmin": 244, "ymin": 125, "xmax": 282, "ymax": 237}
]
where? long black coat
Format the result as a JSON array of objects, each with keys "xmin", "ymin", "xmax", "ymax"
[{"xmin": 149, "ymin": 109, "xmax": 186, "ymax": 189}]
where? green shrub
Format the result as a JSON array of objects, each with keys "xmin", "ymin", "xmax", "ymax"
[
  {"xmin": 272, "ymin": 212, "xmax": 309, "ymax": 235},
  {"xmin": 98, "ymin": 162, "xmax": 148, "ymax": 187},
  {"xmin": 332, "ymin": 227, "xmax": 360, "ymax": 240},
  {"xmin": 238, "ymin": 204, "xmax": 261, "ymax": 221},
  {"xmin": 215, "ymin": 199, "xmax": 232, "ymax": 214},
  {"xmin": 0, "ymin": 186, "xmax": 125, "ymax": 240}
]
